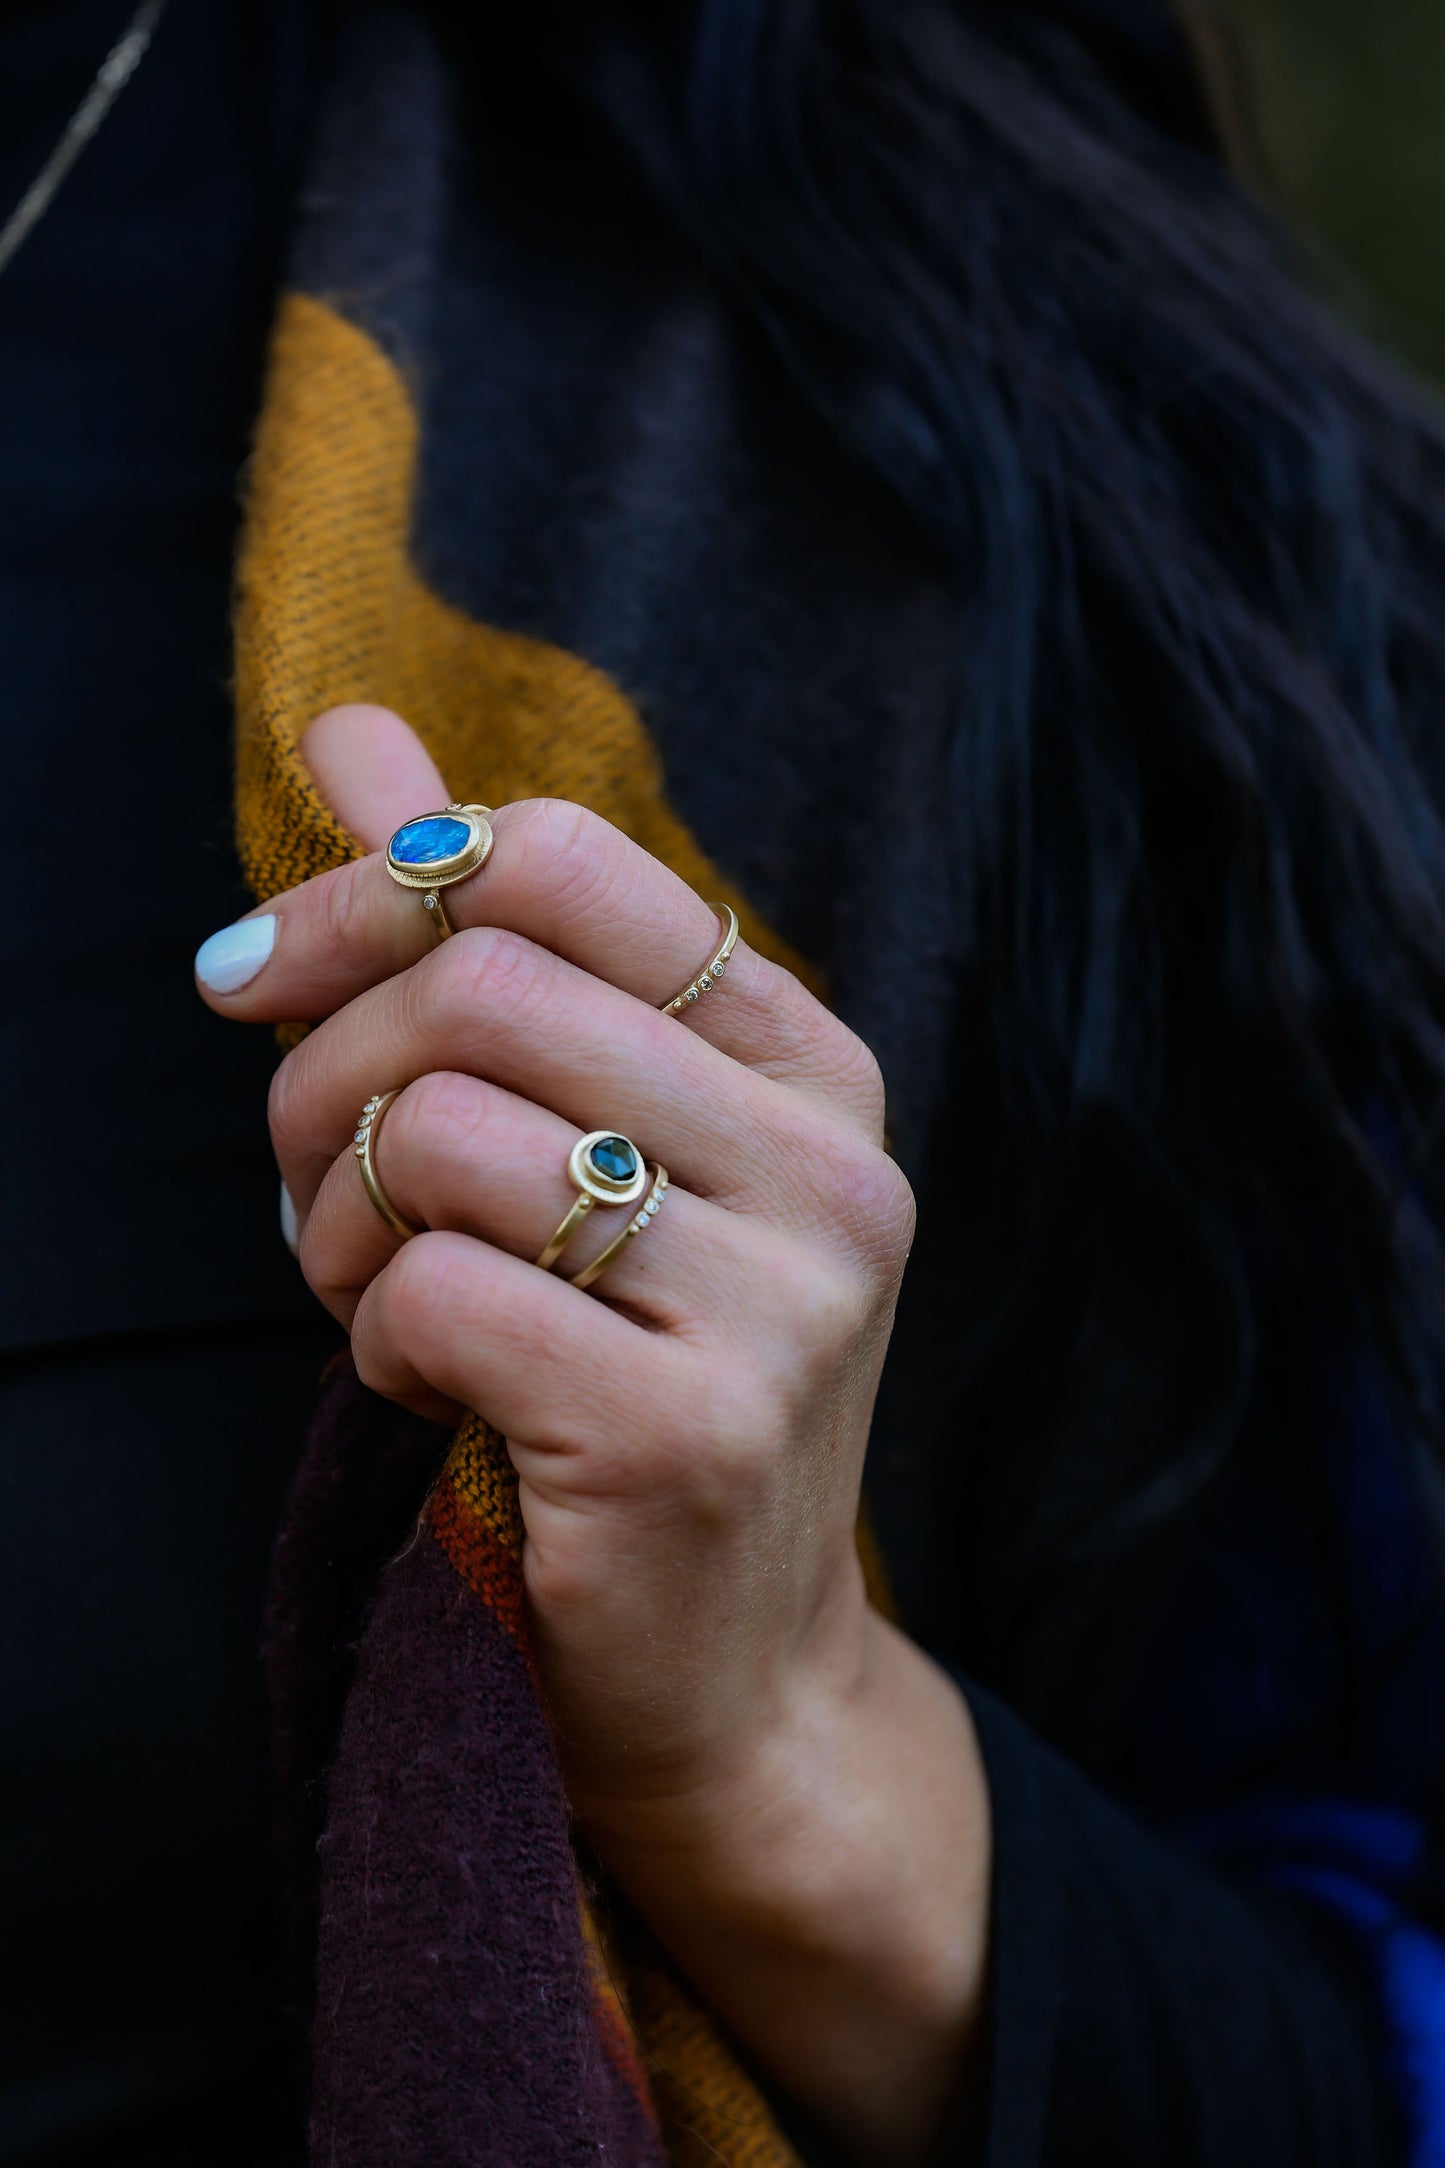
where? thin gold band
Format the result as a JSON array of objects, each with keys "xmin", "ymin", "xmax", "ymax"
[
  {"xmin": 355, "ymin": 1090, "xmax": 420, "ymax": 1241},
  {"xmin": 534, "ymin": 1191, "xmax": 595, "ymax": 1272},
  {"xmin": 568, "ymin": 1164, "xmax": 669, "ymax": 1292},
  {"xmin": 423, "ymin": 891, "xmax": 457, "ymax": 939},
  {"xmin": 661, "ymin": 904, "xmax": 739, "ymax": 1016}
]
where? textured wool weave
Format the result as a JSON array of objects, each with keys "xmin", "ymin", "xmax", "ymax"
[{"xmin": 237, "ymin": 178, "xmax": 831, "ymax": 2168}]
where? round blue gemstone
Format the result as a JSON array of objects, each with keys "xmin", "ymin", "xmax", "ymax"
[
  {"xmin": 589, "ymin": 1135, "xmax": 638, "ymax": 1183},
  {"xmin": 390, "ymin": 813, "xmax": 471, "ymax": 867}
]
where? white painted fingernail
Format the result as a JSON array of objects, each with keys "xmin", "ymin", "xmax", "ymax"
[
  {"xmin": 280, "ymin": 1181, "xmax": 299, "ymax": 1257},
  {"xmin": 195, "ymin": 914, "xmax": 277, "ymax": 993}
]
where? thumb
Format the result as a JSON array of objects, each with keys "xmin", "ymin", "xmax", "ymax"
[{"xmin": 300, "ymin": 703, "xmax": 452, "ymax": 854}]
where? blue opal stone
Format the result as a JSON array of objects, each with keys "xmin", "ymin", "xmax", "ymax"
[
  {"xmin": 589, "ymin": 1135, "xmax": 638, "ymax": 1183},
  {"xmin": 390, "ymin": 813, "xmax": 471, "ymax": 867}
]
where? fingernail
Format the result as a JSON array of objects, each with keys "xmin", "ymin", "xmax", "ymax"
[
  {"xmin": 280, "ymin": 1181, "xmax": 299, "ymax": 1257},
  {"xmin": 195, "ymin": 915, "xmax": 276, "ymax": 993}
]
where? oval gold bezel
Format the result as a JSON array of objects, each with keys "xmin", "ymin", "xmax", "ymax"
[
  {"xmin": 568, "ymin": 1130, "xmax": 649, "ymax": 1207},
  {"xmin": 386, "ymin": 803, "xmax": 495, "ymax": 891}
]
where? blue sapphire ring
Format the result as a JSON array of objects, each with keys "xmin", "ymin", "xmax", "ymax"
[
  {"xmin": 385, "ymin": 802, "xmax": 495, "ymax": 940},
  {"xmin": 535, "ymin": 1131, "xmax": 652, "ymax": 1275}
]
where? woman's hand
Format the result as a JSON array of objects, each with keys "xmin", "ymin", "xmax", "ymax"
[{"xmin": 197, "ymin": 705, "xmax": 989, "ymax": 2166}]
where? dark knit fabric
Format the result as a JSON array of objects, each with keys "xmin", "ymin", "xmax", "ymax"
[{"xmin": 0, "ymin": 4, "xmax": 333, "ymax": 2157}]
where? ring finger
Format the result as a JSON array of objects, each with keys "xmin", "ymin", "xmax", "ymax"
[{"xmin": 300, "ymin": 1067, "xmax": 772, "ymax": 1333}]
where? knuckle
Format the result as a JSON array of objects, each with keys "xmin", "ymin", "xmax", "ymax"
[
  {"xmin": 421, "ymin": 921, "xmax": 552, "ymax": 1030},
  {"xmin": 796, "ymin": 1011, "xmax": 888, "ymax": 1133},
  {"xmin": 788, "ymin": 1259, "xmax": 869, "ymax": 1356},
  {"xmin": 388, "ymin": 1069, "xmax": 482, "ymax": 1165},
  {"xmin": 745, "ymin": 961, "xmax": 889, "ymax": 1135},
  {"xmin": 505, "ymin": 798, "xmax": 616, "ymax": 914},
  {"xmin": 266, "ymin": 1048, "xmax": 309, "ymax": 1163},
  {"xmin": 296, "ymin": 1208, "xmax": 343, "ymax": 1310},
  {"xmin": 822, "ymin": 1137, "xmax": 916, "ymax": 1277},
  {"xmin": 311, "ymin": 858, "xmax": 372, "ymax": 970},
  {"xmin": 350, "ymin": 1327, "xmax": 385, "ymax": 1395},
  {"xmin": 374, "ymin": 1230, "xmax": 459, "ymax": 1349},
  {"xmin": 678, "ymin": 1388, "xmax": 785, "ymax": 1519},
  {"xmin": 834, "ymin": 1032, "xmax": 888, "ymax": 1133}
]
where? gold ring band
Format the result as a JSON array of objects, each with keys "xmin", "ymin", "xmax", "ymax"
[
  {"xmin": 535, "ymin": 1131, "xmax": 649, "ymax": 1274},
  {"xmin": 568, "ymin": 1164, "xmax": 669, "ymax": 1292},
  {"xmin": 661, "ymin": 904, "xmax": 739, "ymax": 1016},
  {"xmin": 385, "ymin": 802, "xmax": 495, "ymax": 943},
  {"xmin": 355, "ymin": 1090, "xmax": 420, "ymax": 1241},
  {"xmin": 533, "ymin": 1190, "xmax": 596, "ymax": 1273}
]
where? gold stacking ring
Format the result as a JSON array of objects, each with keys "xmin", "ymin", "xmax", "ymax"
[
  {"xmin": 385, "ymin": 803, "xmax": 495, "ymax": 940},
  {"xmin": 535, "ymin": 1131, "xmax": 652, "ymax": 1276},
  {"xmin": 660, "ymin": 904, "xmax": 738, "ymax": 1017},
  {"xmin": 570, "ymin": 1163, "xmax": 669, "ymax": 1292},
  {"xmin": 355, "ymin": 1090, "xmax": 420, "ymax": 1241}
]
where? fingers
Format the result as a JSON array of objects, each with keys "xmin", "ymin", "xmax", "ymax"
[
  {"xmin": 268, "ymin": 927, "xmax": 903, "ymax": 1259},
  {"xmin": 300, "ymin": 1068, "xmax": 766, "ymax": 1332},
  {"xmin": 302, "ymin": 702, "xmax": 452, "ymax": 851},
  {"xmin": 196, "ymin": 705, "xmax": 881, "ymax": 1133},
  {"xmin": 349, "ymin": 1228, "xmax": 689, "ymax": 1461}
]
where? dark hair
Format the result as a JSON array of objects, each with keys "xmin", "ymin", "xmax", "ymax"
[{"xmin": 548, "ymin": 0, "xmax": 1445, "ymax": 1741}]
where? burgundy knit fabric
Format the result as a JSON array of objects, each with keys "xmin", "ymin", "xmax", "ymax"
[{"xmin": 266, "ymin": 1367, "xmax": 666, "ymax": 2166}]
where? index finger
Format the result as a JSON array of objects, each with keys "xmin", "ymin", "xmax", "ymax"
[{"xmin": 197, "ymin": 764, "xmax": 881, "ymax": 1135}]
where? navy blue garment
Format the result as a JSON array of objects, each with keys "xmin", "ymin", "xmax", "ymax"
[{"xmin": 0, "ymin": 4, "xmax": 335, "ymax": 2160}]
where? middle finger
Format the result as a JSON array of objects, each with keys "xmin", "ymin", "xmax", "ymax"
[
  {"xmin": 270, "ymin": 925, "xmax": 848, "ymax": 1234},
  {"xmin": 301, "ymin": 1067, "xmax": 771, "ymax": 1332}
]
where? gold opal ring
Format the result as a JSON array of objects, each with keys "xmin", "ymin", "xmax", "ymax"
[
  {"xmin": 661, "ymin": 904, "xmax": 739, "ymax": 1016},
  {"xmin": 385, "ymin": 803, "xmax": 494, "ymax": 939}
]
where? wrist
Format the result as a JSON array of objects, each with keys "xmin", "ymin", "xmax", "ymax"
[{"xmin": 582, "ymin": 1606, "xmax": 991, "ymax": 2164}]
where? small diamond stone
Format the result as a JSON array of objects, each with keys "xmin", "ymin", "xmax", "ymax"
[
  {"xmin": 697, "ymin": 973, "xmax": 712, "ymax": 991},
  {"xmin": 588, "ymin": 1134, "xmax": 638, "ymax": 1183},
  {"xmin": 645, "ymin": 1196, "xmax": 661, "ymax": 1215},
  {"xmin": 684, "ymin": 986, "xmax": 698, "ymax": 1002},
  {"xmin": 354, "ymin": 1130, "xmax": 368, "ymax": 1145},
  {"xmin": 390, "ymin": 813, "xmax": 471, "ymax": 868},
  {"xmin": 711, "ymin": 959, "xmax": 726, "ymax": 978}
]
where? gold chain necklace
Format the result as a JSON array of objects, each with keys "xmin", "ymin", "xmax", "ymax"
[{"xmin": 0, "ymin": 0, "xmax": 170, "ymax": 279}]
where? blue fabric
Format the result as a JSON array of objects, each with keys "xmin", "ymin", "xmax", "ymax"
[
  {"xmin": 1140, "ymin": 1336, "xmax": 1445, "ymax": 2167},
  {"xmin": 1187, "ymin": 1802, "xmax": 1445, "ymax": 2164}
]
